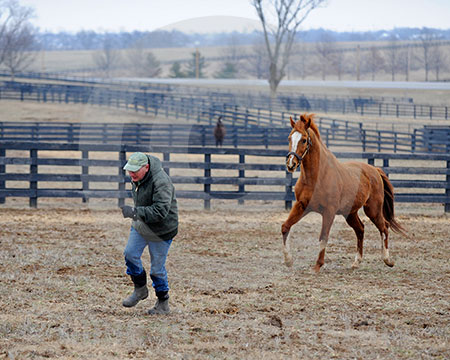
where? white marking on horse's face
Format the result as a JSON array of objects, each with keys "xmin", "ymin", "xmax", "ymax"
[
  {"xmin": 291, "ymin": 131, "xmax": 303, "ymax": 153},
  {"xmin": 288, "ymin": 131, "xmax": 303, "ymax": 168}
]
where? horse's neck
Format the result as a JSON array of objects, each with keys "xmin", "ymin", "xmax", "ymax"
[{"xmin": 301, "ymin": 132, "xmax": 336, "ymax": 180}]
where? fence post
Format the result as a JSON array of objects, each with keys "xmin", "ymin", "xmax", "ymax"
[
  {"xmin": 82, "ymin": 150, "xmax": 89, "ymax": 203},
  {"xmin": 362, "ymin": 129, "xmax": 367, "ymax": 152},
  {"xmin": 118, "ymin": 150, "xmax": 126, "ymax": 208},
  {"xmin": 30, "ymin": 148, "xmax": 37, "ymax": 208},
  {"xmin": 201, "ymin": 126, "xmax": 206, "ymax": 147},
  {"xmin": 32, "ymin": 123, "xmax": 39, "ymax": 142},
  {"xmin": 204, "ymin": 153, "xmax": 211, "ymax": 210},
  {"xmin": 68, "ymin": 123, "xmax": 74, "ymax": 143},
  {"xmin": 102, "ymin": 124, "xmax": 108, "ymax": 144},
  {"xmin": 238, "ymin": 154, "xmax": 245, "ymax": 205},
  {"xmin": 383, "ymin": 158, "xmax": 389, "ymax": 177},
  {"xmin": 446, "ymin": 160, "xmax": 450, "ymax": 213},
  {"xmin": 163, "ymin": 152, "xmax": 170, "ymax": 176},
  {"xmin": 411, "ymin": 131, "xmax": 416, "ymax": 153},
  {"xmin": 168, "ymin": 125, "xmax": 173, "ymax": 146},
  {"xmin": 285, "ymin": 170, "xmax": 293, "ymax": 210},
  {"xmin": 0, "ymin": 147, "xmax": 4, "ymax": 204}
]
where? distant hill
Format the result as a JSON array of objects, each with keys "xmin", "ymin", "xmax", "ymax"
[{"xmin": 158, "ymin": 16, "xmax": 263, "ymax": 34}]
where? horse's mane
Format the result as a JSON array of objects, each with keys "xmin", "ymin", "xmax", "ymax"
[{"xmin": 305, "ymin": 114, "xmax": 321, "ymax": 141}]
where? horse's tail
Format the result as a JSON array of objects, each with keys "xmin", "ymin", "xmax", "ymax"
[{"xmin": 377, "ymin": 168, "xmax": 407, "ymax": 236}]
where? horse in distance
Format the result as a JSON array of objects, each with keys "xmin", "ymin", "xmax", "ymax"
[
  {"xmin": 213, "ymin": 116, "xmax": 226, "ymax": 147},
  {"xmin": 283, "ymin": 114, "xmax": 406, "ymax": 273}
]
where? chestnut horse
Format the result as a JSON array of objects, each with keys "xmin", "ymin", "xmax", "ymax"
[{"xmin": 283, "ymin": 114, "xmax": 406, "ymax": 272}]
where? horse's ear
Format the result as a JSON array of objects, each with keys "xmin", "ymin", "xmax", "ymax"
[
  {"xmin": 300, "ymin": 114, "xmax": 311, "ymax": 129},
  {"xmin": 290, "ymin": 116, "xmax": 296, "ymax": 128}
]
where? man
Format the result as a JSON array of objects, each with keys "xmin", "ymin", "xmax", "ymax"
[{"xmin": 121, "ymin": 152, "xmax": 178, "ymax": 315}]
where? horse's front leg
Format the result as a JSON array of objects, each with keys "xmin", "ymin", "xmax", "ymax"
[
  {"xmin": 282, "ymin": 201, "xmax": 306, "ymax": 267},
  {"xmin": 314, "ymin": 211, "xmax": 336, "ymax": 273}
]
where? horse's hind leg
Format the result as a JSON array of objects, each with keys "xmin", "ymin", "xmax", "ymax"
[
  {"xmin": 313, "ymin": 211, "xmax": 336, "ymax": 273},
  {"xmin": 345, "ymin": 212, "xmax": 365, "ymax": 269},
  {"xmin": 281, "ymin": 202, "xmax": 306, "ymax": 267},
  {"xmin": 364, "ymin": 203, "xmax": 395, "ymax": 267}
]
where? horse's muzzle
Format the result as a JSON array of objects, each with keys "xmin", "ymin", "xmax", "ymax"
[{"xmin": 286, "ymin": 151, "xmax": 301, "ymax": 172}]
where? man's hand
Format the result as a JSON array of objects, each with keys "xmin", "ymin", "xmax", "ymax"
[{"xmin": 121, "ymin": 205, "xmax": 137, "ymax": 220}]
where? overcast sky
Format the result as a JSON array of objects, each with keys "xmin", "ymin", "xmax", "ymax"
[{"xmin": 21, "ymin": 0, "xmax": 450, "ymax": 33}]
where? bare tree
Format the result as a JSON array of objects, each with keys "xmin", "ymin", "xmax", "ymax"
[
  {"xmin": 244, "ymin": 37, "xmax": 270, "ymax": 79},
  {"xmin": 397, "ymin": 45, "xmax": 411, "ymax": 81},
  {"xmin": 385, "ymin": 35, "xmax": 400, "ymax": 81},
  {"xmin": 0, "ymin": 0, "xmax": 37, "ymax": 79},
  {"xmin": 418, "ymin": 28, "xmax": 438, "ymax": 81},
  {"xmin": 429, "ymin": 43, "xmax": 448, "ymax": 81},
  {"xmin": 127, "ymin": 40, "xmax": 161, "ymax": 78},
  {"xmin": 251, "ymin": 0, "xmax": 326, "ymax": 95},
  {"xmin": 365, "ymin": 46, "xmax": 385, "ymax": 80},
  {"xmin": 218, "ymin": 34, "xmax": 244, "ymax": 78},
  {"xmin": 314, "ymin": 32, "xmax": 336, "ymax": 80},
  {"xmin": 93, "ymin": 36, "xmax": 122, "ymax": 78}
]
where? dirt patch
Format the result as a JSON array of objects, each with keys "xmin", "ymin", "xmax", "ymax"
[{"xmin": 0, "ymin": 205, "xmax": 448, "ymax": 359}]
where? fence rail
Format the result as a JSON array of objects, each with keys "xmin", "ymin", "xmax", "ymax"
[
  {"xmin": 1, "ymin": 80, "xmax": 449, "ymax": 121},
  {"xmin": 1, "ymin": 121, "xmax": 448, "ymax": 153},
  {"xmin": 1, "ymin": 141, "xmax": 449, "ymax": 211}
]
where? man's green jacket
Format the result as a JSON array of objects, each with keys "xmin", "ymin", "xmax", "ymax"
[{"xmin": 131, "ymin": 154, "xmax": 178, "ymax": 242}]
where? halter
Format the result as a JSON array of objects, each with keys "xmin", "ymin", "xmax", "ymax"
[{"xmin": 286, "ymin": 131, "xmax": 312, "ymax": 164}]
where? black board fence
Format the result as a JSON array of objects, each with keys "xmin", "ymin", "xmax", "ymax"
[
  {"xmin": 1, "ymin": 79, "xmax": 449, "ymax": 120},
  {"xmin": 1, "ymin": 121, "xmax": 448, "ymax": 153},
  {"xmin": 1, "ymin": 141, "xmax": 449, "ymax": 212}
]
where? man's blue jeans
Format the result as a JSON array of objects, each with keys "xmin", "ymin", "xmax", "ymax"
[{"xmin": 124, "ymin": 227, "xmax": 172, "ymax": 293}]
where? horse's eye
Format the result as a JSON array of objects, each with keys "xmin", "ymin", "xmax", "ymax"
[{"xmin": 301, "ymin": 139, "xmax": 306, "ymax": 144}]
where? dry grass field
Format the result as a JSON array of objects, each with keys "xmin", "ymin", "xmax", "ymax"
[
  {"xmin": 25, "ymin": 41, "xmax": 450, "ymax": 83},
  {"xmin": 0, "ymin": 92, "xmax": 449, "ymax": 358},
  {"xmin": 0, "ymin": 203, "xmax": 449, "ymax": 359}
]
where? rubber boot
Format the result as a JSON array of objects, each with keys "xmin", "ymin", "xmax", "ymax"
[
  {"xmin": 147, "ymin": 291, "xmax": 170, "ymax": 315},
  {"xmin": 122, "ymin": 271, "xmax": 148, "ymax": 308}
]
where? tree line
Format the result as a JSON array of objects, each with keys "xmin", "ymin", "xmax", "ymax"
[{"xmin": 1, "ymin": 0, "xmax": 449, "ymax": 91}]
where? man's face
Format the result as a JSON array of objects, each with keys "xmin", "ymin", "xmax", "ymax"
[{"xmin": 128, "ymin": 164, "xmax": 149, "ymax": 182}]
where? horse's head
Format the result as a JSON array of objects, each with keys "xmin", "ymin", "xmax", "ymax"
[{"xmin": 286, "ymin": 114, "xmax": 312, "ymax": 173}]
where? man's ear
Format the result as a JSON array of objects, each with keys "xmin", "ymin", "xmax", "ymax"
[{"xmin": 290, "ymin": 116, "xmax": 296, "ymax": 128}]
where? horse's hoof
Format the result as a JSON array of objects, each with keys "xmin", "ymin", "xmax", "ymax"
[
  {"xmin": 313, "ymin": 265, "xmax": 321, "ymax": 273},
  {"xmin": 351, "ymin": 262, "xmax": 360, "ymax": 269},
  {"xmin": 284, "ymin": 257, "xmax": 293, "ymax": 268},
  {"xmin": 384, "ymin": 258, "xmax": 395, "ymax": 267}
]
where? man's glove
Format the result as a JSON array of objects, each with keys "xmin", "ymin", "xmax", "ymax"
[{"xmin": 121, "ymin": 205, "xmax": 137, "ymax": 220}]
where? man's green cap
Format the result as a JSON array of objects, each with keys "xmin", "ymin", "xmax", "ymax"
[{"xmin": 123, "ymin": 152, "xmax": 148, "ymax": 172}]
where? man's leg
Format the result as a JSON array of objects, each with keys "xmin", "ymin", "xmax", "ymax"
[
  {"xmin": 147, "ymin": 239, "xmax": 172, "ymax": 314},
  {"xmin": 122, "ymin": 228, "xmax": 149, "ymax": 307}
]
